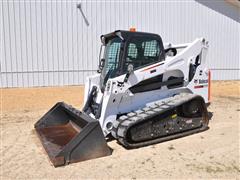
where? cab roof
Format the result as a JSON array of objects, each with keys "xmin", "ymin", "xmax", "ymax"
[{"xmin": 101, "ymin": 30, "xmax": 162, "ymax": 45}]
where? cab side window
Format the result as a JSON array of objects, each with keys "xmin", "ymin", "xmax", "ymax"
[
  {"xmin": 143, "ymin": 40, "xmax": 159, "ymax": 57},
  {"xmin": 125, "ymin": 37, "xmax": 161, "ymax": 71}
]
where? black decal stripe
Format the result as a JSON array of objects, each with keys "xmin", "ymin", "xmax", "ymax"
[
  {"xmin": 129, "ymin": 74, "xmax": 163, "ymax": 93},
  {"xmin": 129, "ymin": 75, "xmax": 184, "ymax": 93}
]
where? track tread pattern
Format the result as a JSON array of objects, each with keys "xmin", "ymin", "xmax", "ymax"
[{"xmin": 111, "ymin": 93, "xmax": 208, "ymax": 148}]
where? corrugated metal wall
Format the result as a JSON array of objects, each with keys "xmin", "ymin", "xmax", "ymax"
[{"xmin": 1, "ymin": 0, "xmax": 239, "ymax": 88}]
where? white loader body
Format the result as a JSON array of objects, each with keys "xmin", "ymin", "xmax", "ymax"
[{"xmin": 84, "ymin": 38, "xmax": 210, "ymax": 136}]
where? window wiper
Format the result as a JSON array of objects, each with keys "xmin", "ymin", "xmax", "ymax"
[{"xmin": 114, "ymin": 47, "xmax": 119, "ymax": 70}]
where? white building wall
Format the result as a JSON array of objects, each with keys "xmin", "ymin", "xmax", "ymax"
[{"xmin": 1, "ymin": 0, "xmax": 239, "ymax": 88}]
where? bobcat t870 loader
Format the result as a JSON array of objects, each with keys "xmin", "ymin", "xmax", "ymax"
[{"xmin": 35, "ymin": 30, "xmax": 211, "ymax": 167}]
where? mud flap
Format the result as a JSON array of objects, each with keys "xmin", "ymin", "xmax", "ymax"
[{"xmin": 34, "ymin": 102, "xmax": 111, "ymax": 167}]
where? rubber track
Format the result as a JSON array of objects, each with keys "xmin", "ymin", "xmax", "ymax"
[{"xmin": 111, "ymin": 93, "xmax": 209, "ymax": 148}]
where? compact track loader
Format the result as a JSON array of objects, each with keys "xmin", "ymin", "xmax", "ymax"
[{"xmin": 35, "ymin": 30, "xmax": 211, "ymax": 167}]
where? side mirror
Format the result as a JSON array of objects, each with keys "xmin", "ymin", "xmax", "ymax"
[
  {"xmin": 97, "ymin": 58, "xmax": 105, "ymax": 73},
  {"xmin": 124, "ymin": 64, "xmax": 134, "ymax": 82}
]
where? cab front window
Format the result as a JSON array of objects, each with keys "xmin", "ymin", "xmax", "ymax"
[{"xmin": 100, "ymin": 37, "xmax": 122, "ymax": 89}]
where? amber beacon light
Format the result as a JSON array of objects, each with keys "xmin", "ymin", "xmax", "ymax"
[{"xmin": 130, "ymin": 27, "xmax": 136, "ymax": 32}]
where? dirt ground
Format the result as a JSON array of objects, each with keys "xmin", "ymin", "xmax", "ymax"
[{"xmin": 1, "ymin": 81, "xmax": 239, "ymax": 179}]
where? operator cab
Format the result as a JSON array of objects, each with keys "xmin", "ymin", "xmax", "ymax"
[{"xmin": 99, "ymin": 30, "xmax": 165, "ymax": 91}]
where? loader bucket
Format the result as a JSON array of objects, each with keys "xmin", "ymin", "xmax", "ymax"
[{"xmin": 34, "ymin": 102, "xmax": 111, "ymax": 167}]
